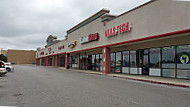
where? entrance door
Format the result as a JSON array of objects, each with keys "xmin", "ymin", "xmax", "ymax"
[{"xmin": 142, "ymin": 49, "xmax": 149, "ymax": 75}]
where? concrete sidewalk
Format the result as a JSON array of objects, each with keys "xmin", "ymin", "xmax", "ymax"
[{"xmin": 59, "ymin": 67, "xmax": 190, "ymax": 88}]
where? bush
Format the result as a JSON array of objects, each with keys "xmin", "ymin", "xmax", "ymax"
[{"xmin": 0, "ymin": 54, "xmax": 7, "ymax": 62}]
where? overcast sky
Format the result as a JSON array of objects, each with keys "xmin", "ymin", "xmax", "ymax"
[{"xmin": 0, "ymin": 0, "xmax": 150, "ymax": 50}]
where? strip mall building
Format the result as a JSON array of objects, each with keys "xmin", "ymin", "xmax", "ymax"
[{"xmin": 36, "ymin": 0, "xmax": 190, "ymax": 79}]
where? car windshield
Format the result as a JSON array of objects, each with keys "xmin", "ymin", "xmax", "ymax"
[{"xmin": 6, "ymin": 64, "xmax": 10, "ymax": 66}]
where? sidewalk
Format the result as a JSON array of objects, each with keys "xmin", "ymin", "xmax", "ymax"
[{"xmin": 59, "ymin": 67, "xmax": 190, "ymax": 88}]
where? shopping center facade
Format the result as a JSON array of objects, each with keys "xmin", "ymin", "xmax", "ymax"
[{"xmin": 36, "ymin": 0, "xmax": 190, "ymax": 79}]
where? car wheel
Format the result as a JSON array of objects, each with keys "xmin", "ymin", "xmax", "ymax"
[
  {"xmin": 0, "ymin": 74, "xmax": 3, "ymax": 77},
  {"xmin": 6, "ymin": 68, "xmax": 11, "ymax": 72}
]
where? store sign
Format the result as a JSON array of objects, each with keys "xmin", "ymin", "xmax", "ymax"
[
  {"xmin": 48, "ymin": 48, "xmax": 51, "ymax": 54},
  {"xmin": 58, "ymin": 45, "xmax": 64, "ymax": 50},
  {"xmin": 180, "ymin": 54, "xmax": 189, "ymax": 64},
  {"xmin": 48, "ymin": 48, "xmax": 51, "ymax": 52},
  {"xmin": 105, "ymin": 22, "xmax": 131, "ymax": 37},
  {"xmin": 80, "ymin": 33, "xmax": 99, "ymax": 44},
  {"xmin": 40, "ymin": 52, "xmax": 44, "ymax": 55},
  {"xmin": 68, "ymin": 41, "xmax": 77, "ymax": 48}
]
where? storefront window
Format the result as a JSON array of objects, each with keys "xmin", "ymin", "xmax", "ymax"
[
  {"xmin": 150, "ymin": 48, "xmax": 161, "ymax": 68},
  {"xmin": 100, "ymin": 54, "xmax": 103, "ymax": 72},
  {"xmin": 58, "ymin": 54, "xmax": 65, "ymax": 67},
  {"xmin": 111, "ymin": 53, "xmax": 115, "ymax": 72},
  {"xmin": 80, "ymin": 55, "xmax": 83, "ymax": 69},
  {"xmin": 70, "ymin": 55, "xmax": 78, "ymax": 68},
  {"xmin": 92, "ymin": 55, "xmax": 96, "ymax": 70},
  {"xmin": 92, "ymin": 55, "xmax": 95, "ymax": 64},
  {"xmin": 122, "ymin": 51, "xmax": 130, "ymax": 67},
  {"xmin": 116, "ymin": 52, "xmax": 122, "ymax": 66},
  {"xmin": 95, "ymin": 54, "xmax": 100, "ymax": 71},
  {"xmin": 42, "ymin": 58, "xmax": 45, "ymax": 66},
  {"xmin": 177, "ymin": 45, "xmax": 190, "ymax": 79},
  {"xmin": 115, "ymin": 52, "xmax": 122, "ymax": 73},
  {"xmin": 130, "ymin": 51, "xmax": 137, "ymax": 68},
  {"xmin": 162, "ymin": 46, "xmax": 175, "ymax": 68},
  {"xmin": 49, "ymin": 56, "xmax": 52, "ymax": 66},
  {"xmin": 83, "ymin": 55, "xmax": 88, "ymax": 70},
  {"xmin": 162, "ymin": 46, "xmax": 176, "ymax": 78}
]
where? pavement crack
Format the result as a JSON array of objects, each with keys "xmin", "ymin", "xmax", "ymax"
[{"xmin": 13, "ymin": 93, "xmax": 23, "ymax": 97}]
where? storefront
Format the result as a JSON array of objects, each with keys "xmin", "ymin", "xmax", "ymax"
[
  {"xmin": 36, "ymin": 1, "xmax": 190, "ymax": 79},
  {"xmin": 79, "ymin": 54, "xmax": 102, "ymax": 71},
  {"xmin": 70, "ymin": 55, "xmax": 79, "ymax": 68},
  {"xmin": 58, "ymin": 54, "xmax": 65, "ymax": 67}
]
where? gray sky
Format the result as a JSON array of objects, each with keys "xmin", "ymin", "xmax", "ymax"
[{"xmin": 0, "ymin": 0, "xmax": 150, "ymax": 50}]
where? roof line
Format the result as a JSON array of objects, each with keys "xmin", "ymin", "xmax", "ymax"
[
  {"xmin": 114, "ymin": 0, "xmax": 155, "ymax": 21},
  {"xmin": 66, "ymin": 9, "xmax": 110, "ymax": 35}
]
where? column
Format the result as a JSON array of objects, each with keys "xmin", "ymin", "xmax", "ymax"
[
  {"xmin": 46, "ymin": 57, "xmax": 49, "ymax": 66},
  {"xmin": 65, "ymin": 53, "xmax": 70, "ymax": 69},
  {"xmin": 55, "ymin": 55, "xmax": 58, "ymax": 67},
  {"xmin": 36, "ymin": 59, "xmax": 38, "ymax": 65},
  {"xmin": 102, "ymin": 47, "xmax": 111, "ymax": 74},
  {"xmin": 78, "ymin": 54, "xmax": 80, "ymax": 69},
  {"xmin": 52, "ymin": 55, "xmax": 55, "ymax": 67}
]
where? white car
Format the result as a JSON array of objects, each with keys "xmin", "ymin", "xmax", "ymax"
[
  {"xmin": 0, "ymin": 61, "xmax": 7, "ymax": 77},
  {"xmin": 5, "ymin": 62, "xmax": 14, "ymax": 72}
]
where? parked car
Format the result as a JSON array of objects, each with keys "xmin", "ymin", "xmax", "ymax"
[
  {"xmin": 0, "ymin": 61, "xmax": 7, "ymax": 77},
  {"xmin": 5, "ymin": 62, "xmax": 14, "ymax": 72}
]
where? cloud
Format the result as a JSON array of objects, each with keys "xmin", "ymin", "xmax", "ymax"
[{"xmin": 0, "ymin": 0, "xmax": 150, "ymax": 50}]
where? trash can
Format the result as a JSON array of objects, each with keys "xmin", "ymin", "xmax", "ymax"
[{"xmin": 66, "ymin": 65, "xmax": 70, "ymax": 69}]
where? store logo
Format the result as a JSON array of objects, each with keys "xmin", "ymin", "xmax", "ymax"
[
  {"xmin": 68, "ymin": 41, "xmax": 77, "ymax": 48},
  {"xmin": 80, "ymin": 33, "xmax": 99, "ymax": 44},
  {"xmin": 105, "ymin": 22, "xmax": 131, "ymax": 37},
  {"xmin": 58, "ymin": 45, "xmax": 64, "ymax": 50},
  {"xmin": 180, "ymin": 54, "xmax": 189, "ymax": 64},
  {"xmin": 40, "ymin": 52, "xmax": 44, "ymax": 55}
]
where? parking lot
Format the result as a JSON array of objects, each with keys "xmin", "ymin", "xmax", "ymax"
[{"xmin": 0, "ymin": 65, "xmax": 190, "ymax": 107}]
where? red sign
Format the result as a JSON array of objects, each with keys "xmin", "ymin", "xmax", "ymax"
[
  {"xmin": 58, "ymin": 45, "xmax": 64, "ymax": 50},
  {"xmin": 88, "ymin": 33, "xmax": 99, "ymax": 41},
  {"xmin": 40, "ymin": 52, "xmax": 44, "ymax": 55},
  {"xmin": 48, "ymin": 48, "xmax": 51, "ymax": 52},
  {"xmin": 105, "ymin": 22, "xmax": 131, "ymax": 37}
]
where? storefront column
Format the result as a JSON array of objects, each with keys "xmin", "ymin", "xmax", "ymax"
[
  {"xmin": 65, "ymin": 53, "xmax": 70, "ymax": 69},
  {"xmin": 55, "ymin": 55, "xmax": 58, "ymax": 67},
  {"xmin": 52, "ymin": 55, "xmax": 55, "ymax": 67},
  {"xmin": 36, "ymin": 59, "xmax": 38, "ymax": 65},
  {"xmin": 78, "ymin": 54, "xmax": 80, "ymax": 69},
  {"xmin": 46, "ymin": 57, "xmax": 49, "ymax": 66},
  {"xmin": 102, "ymin": 47, "xmax": 111, "ymax": 74}
]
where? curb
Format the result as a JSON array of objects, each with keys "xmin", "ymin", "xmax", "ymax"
[
  {"xmin": 112, "ymin": 75, "xmax": 190, "ymax": 88},
  {"xmin": 78, "ymin": 71, "xmax": 190, "ymax": 88}
]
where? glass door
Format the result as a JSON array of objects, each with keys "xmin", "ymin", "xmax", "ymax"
[{"xmin": 142, "ymin": 49, "xmax": 149, "ymax": 75}]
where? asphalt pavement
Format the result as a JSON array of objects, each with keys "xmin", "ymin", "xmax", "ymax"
[{"xmin": 0, "ymin": 65, "xmax": 190, "ymax": 107}]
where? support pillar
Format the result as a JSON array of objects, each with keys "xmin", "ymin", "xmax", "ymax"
[
  {"xmin": 55, "ymin": 55, "xmax": 58, "ymax": 67},
  {"xmin": 52, "ymin": 55, "xmax": 55, "ymax": 66},
  {"xmin": 36, "ymin": 59, "xmax": 38, "ymax": 65},
  {"xmin": 78, "ymin": 54, "xmax": 80, "ymax": 69},
  {"xmin": 102, "ymin": 47, "xmax": 111, "ymax": 74},
  {"xmin": 65, "ymin": 53, "xmax": 70, "ymax": 69},
  {"xmin": 46, "ymin": 57, "xmax": 49, "ymax": 66}
]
